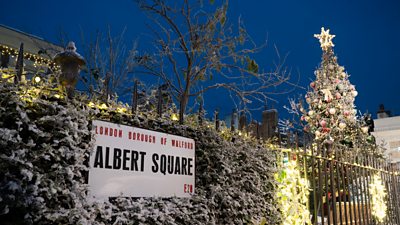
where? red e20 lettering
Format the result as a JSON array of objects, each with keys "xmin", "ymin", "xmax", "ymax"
[{"xmin": 184, "ymin": 184, "xmax": 193, "ymax": 193}]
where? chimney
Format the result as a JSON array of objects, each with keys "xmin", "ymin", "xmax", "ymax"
[
  {"xmin": 261, "ymin": 109, "xmax": 278, "ymax": 139},
  {"xmin": 377, "ymin": 104, "xmax": 391, "ymax": 119}
]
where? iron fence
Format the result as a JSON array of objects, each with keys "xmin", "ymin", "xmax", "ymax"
[{"xmin": 282, "ymin": 134, "xmax": 400, "ymax": 225}]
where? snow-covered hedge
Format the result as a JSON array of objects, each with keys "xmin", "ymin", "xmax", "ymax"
[
  {"xmin": 0, "ymin": 81, "xmax": 280, "ymax": 224},
  {"xmin": 0, "ymin": 82, "xmax": 94, "ymax": 224},
  {"xmin": 101, "ymin": 120, "xmax": 281, "ymax": 225}
]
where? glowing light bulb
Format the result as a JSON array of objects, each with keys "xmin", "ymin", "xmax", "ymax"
[
  {"xmin": 171, "ymin": 113, "xmax": 179, "ymax": 121},
  {"xmin": 88, "ymin": 102, "xmax": 95, "ymax": 108},
  {"xmin": 98, "ymin": 103, "xmax": 108, "ymax": 110},
  {"xmin": 116, "ymin": 107, "xmax": 127, "ymax": 113},
  {"xmin": 34, "ymin": 76, "xmax": 41, "ymax": 83}
]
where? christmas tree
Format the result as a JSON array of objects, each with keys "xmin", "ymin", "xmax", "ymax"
[{"xmin": 302, "ymin": 27, "xmax": 360, "ymax": 148}]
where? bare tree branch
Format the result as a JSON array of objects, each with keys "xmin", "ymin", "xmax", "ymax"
[
  {"xmin": 135, "ymin": 0, "xmax": 298, "ymax": 123},
  {"xmin": 76, "ymin": 27, "xmax": 140, "ymax": 100}
]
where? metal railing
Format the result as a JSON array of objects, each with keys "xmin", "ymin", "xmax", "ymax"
[{"xmin": 281, "ymin": 133, "xmax": 400, "ymax": 225}]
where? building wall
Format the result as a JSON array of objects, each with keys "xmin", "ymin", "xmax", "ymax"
[
  {"xmin": 0, "ymin": 25, "xmax": 63, "ymax": 59},
  {"xmin": 260, "ymin": 109, "xmax": 278, "ymax": 140},
  {"xmin": 222, "ymin": 109, "xmax": 278, "ymax": 140},
  {"xmin": 372, "ymin": 116, "xmax": 400, "ymax": 164},
  {"xmin": 0, "ymin": 25, "xmax": 63, "ymax": 75}
]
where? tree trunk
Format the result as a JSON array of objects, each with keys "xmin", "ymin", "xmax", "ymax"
[
  {"xmin": 132, "ymin": 80, "xmax": 138, "ymax": 114},
  {"xmin": 179, "ymin": 72, "xmax": 191, "ymax": 124},
  {"xmin": 179, "ymin": 94, "xmax": 189, "ymax": 124}
]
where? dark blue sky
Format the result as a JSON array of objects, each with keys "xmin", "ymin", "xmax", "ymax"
[{"xmin": 1, "ymin": 0, "xmax": 399, "ymax": 120}]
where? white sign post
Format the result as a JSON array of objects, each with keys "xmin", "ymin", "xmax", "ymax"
[{"xmin": 88, "ymin": 120, "xmax": 195, "ymax": 200}]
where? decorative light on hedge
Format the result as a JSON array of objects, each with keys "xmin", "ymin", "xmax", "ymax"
[
  {"xmin": 1, "ymin": 72, "xmax": 13, "ymax": 81},
  {"xmin": 98, "ymin": 103, "xmax": 108, "ymax": 110},
  {"xmin": 171, "ymin": 113, "xmax": 179, "ymax": 121},
  {"xmin": 33, "ymin": 75, "xmax": 42, "ymax": 84},
  {"xmin": 87, "ymin": 101, "xmax": 131, "ymax": 115},
  {"xmin": 53, "ymin": 94, "xmax": 62, "ymax": 99},
  {"xmin": 369, "ymin": 173, "xmax": 387, "ymax": 223},
  {"xmin": 275, "ymin": 160, "xmax": 311, "ymax": 225},
  {"xmin": 116, "ymin": 107, "xmax": 127, "ymax": 114},
  {"xmin": 88, "ymin": 101, "xmax": 96, "ymax": 108}
]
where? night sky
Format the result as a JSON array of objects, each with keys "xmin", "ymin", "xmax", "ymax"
[{"xmin": 1, "ymin": 0, "xmax": 399, "ymax": 120}]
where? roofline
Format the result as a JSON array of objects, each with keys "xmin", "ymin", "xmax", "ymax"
[{"xmin": 0, "ymin": 24, "xmax": 63, "ymax": 48}]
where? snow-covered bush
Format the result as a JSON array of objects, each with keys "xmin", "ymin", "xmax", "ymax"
[
  {"xmin": 100, "ymin": 121, "xmax": 281, "ymax": 225},
  {"xmin": 0, "ymin": 80, "xmax": 280, "ymax": 224},
  {"xmin": 0, "ymin": 81, "xmax": 94, "ymax": 224}
]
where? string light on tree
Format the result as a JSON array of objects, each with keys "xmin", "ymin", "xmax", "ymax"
[
  {"xmin": 301, "ymin": 27, "xmax": 360, "ymax": 148},
  {"xmin": 301, "ymin": 27, "xmax": 382, "ymax": 156}
]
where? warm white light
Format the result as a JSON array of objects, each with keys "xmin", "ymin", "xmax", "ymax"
[
  {"xmin": 361, "ymin": 126, "xmax": 369, "ymax": 133},
  {"xmin": 88, "ymin": 102, "xmax": 95, "ymax": 108},
  {"xmin": 98, "ymin": 103, "xmax": 108, "ymax": 110},
  {"xmin": 116, "ymin": 107, "xmax": 127, "ymax": 113},
  {"xmin": 34, "ymin": 76, "xmax": 41, "ymax": 83},
  {"xmin": 171, "ymin": 113, "xmax": 179, "ymax": 121},
  {"xmin": 276, "ymin": 160, "xmax": 311, "ymax": 225},
  {"xmin": 369, "ymin": 174, "xmax": 387, "ymax": 222},
  {"xmin": 314, "ymin": 27, "xmax": 335, "ymax": 52}
]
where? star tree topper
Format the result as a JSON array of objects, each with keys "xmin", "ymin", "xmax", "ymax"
[{"xmin": 314, "ymin": 27, "xmax": 335, "ymax": 52}]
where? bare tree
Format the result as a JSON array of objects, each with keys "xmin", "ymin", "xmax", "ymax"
[
  {"xmin": 135, "ymin": 0, "xmax": 293, "ymax": 123},
  {"xmin": 79, "ymin": 27, "xmax": 140, "ymax": 101}
]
